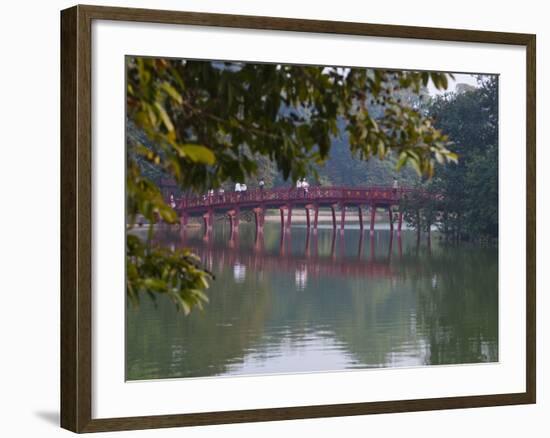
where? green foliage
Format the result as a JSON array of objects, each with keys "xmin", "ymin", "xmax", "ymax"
[
  {"xmin": 126, "ymin": 235, "xmax": 212, "ymax": 315},
  {"xmin": 463, "ymin": 144, "xmax": 498, "ymax": 238},
  {"xmin": 314, "ymin": 118, "xmax": 422, "ymax": 187},
  {"xmin": 126, "ymin": 57, "xmax": 456, "ymax": 312},
  {"xmin": 126, "ymin": 158, "xmax": 214, "ymax": 313},
  {"xmin": 127, "ymin": 58, "xmax": 456, "ymax": 189},
  {"xmin": 427, "ymin": 76, "xmax": 498, "ymax": 242},
  {"xmin": 400, "ymin": 182, "xmax": 439, "ymax": 234},
  {"xmin": 126, "ymin": 160, "xmax": 177, "ymax": 227}
]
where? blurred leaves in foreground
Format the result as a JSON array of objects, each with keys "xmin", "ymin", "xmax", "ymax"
[{"xmin": 126, "ymin": 57, "xmax": 456, "ymax": 313}]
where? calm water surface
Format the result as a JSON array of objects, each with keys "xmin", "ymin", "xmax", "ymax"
[{"xmin": 126, "ymin": 222, "xmax": 498, "ymax": 380}]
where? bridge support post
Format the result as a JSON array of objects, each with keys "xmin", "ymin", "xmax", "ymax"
[
  {"xmin": 254, "ymin": 224, "xmax": 265, "ymax": 253},
  {"xmin": 370, "ymin": 205, "xmax": 376, "ymax": 235},
  {"xmin": 358, "ymin": 206, "xmax": 363, "ymax": 232},
  {"xmin": 340, "ymin": 203, "xmax": 346, "ymax": 233},
  {"xmin": 279, "ymin": 207, "xmax": 285, "ymax": 230},
  {"xmin": 398, "ymin": 211, "xmax": 403, "ymax": 235},
  {"xmin": 203, "ymin": 210, "xmax": 213, "ymax": 235},
  {"xmin": 253, "ymin": 207, "xmax": 265, "ymax": 235},
  {"xmin": 330, "ymin": 204, "xmax": 337, "ymax": 231},
  {"xmin": 286, "ymin": 204, "xmax": 293, "ymax": 230},
  {"xmin": 233, "ymin": 209, "xmax": 239, "ymax": 233},
  {"xmin": 388, "ymin": 207, "xmax": 394, "ymax": 232},
  {"xmin": 305, "ymin": 204, "xmax": 315, "ymax": 231},
  {"xmin": 228, "ymin": 208, "xmax": 239, "ymax": 238}
]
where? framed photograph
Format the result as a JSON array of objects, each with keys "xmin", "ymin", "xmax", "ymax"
[{"xmin": 60, "ymin": 4, "xmax": 536, "ymax": 433}]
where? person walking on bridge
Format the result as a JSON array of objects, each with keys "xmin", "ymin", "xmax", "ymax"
[
  {"xmin": 296, "ymin": 178, "xmax": 303, "ymax": 197},
  {"xmin": 302, "ymin": 178, "xmax": 310, "ymax": 197},
  {"xmin": 259, "ymin": 178, "xmax": 265, "ymax": 199}
]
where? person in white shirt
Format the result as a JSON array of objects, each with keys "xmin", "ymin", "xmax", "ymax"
[
  {"xmin": 207, "ymin": 189, "xmax": 214, "ymax": 204},
  {"xmin": 302, "ymin": 179, "xmax": 309, "ymax": 196}
]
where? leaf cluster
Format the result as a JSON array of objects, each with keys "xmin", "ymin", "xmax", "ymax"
[{"xmin": 127, "ymin": 235, "xmax": 212, "ymax": 315}]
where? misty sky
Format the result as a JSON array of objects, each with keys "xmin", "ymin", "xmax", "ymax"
[{"xmin": 427, "ymin": 73, "xmax": 480, "ymax": 95}]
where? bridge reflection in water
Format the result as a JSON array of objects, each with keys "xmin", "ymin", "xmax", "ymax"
[{"xmin": 167, "ymin": 221, "xmax": 429, "ymax": 292}]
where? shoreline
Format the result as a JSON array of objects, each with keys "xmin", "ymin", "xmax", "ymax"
[
  {"xmin": 263, "ymin": 212, "xmax": 392, "ymax": 224},
  {"xmin": 129, "ymin": 212, "xmax": 394, "ymax": 227}
]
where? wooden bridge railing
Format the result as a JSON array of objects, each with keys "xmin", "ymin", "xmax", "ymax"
[{"xmin": 177, "ymin": 186, "xmax": 422, "ymax": 211}]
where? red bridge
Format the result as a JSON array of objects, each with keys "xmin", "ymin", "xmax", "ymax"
[{"xmin": 176, "ymin": 186, "xmax": 423, "ymax": 235}]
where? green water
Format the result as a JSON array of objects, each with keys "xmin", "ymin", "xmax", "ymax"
[{"xmin": 126, "ymin": 223, "xmax": 498, "ymax": 380}]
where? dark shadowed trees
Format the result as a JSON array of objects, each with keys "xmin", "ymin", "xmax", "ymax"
[{"xmin": 427, "ymin": 76, "xmax": 498, "ymax": 242}]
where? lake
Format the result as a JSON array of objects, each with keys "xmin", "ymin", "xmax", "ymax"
[{"xmin": 126, "ymin": 222, "xmax": 498, "ymax": 380}]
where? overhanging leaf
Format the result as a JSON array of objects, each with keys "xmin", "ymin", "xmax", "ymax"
[{"xmin": 176, "ymin": 144, "xmax": 216, "ymax": 165}]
